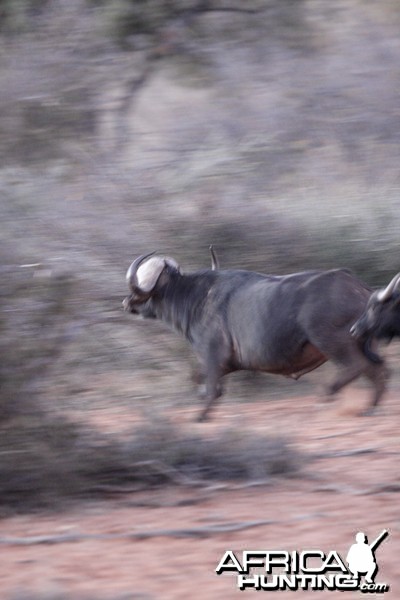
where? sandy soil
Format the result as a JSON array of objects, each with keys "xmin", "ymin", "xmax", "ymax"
[{"xmin": 0, "ymin": 390, "xmax": 398, "ymax": 599}]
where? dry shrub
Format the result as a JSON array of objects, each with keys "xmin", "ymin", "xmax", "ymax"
[
  {"xmin": 0, "ymin": 267, "xmax": 75, "ymax": 420},
  {"xmin": 129, "ymin": 417, "xmax": 300, "ymax": 482},
  {"xmin": 163, "ymin": 212, "xmax": 310, "ymax": 275},
  {"xmin": 162, "ymin": 205, "xmax": 400, "ymax": 287},
  {"xmin": 0, "ymin": 414, "xmax": 300, "ymax": 514},
  {"xmin": 0, "ymin": 0, "xmax": 49, "ymax": 33}
]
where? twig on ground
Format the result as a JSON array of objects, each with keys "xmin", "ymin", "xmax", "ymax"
[
  {"xmin": 0, "ymin": 519, "xmax": 275, "ymax": 545},
  {"xmin": 313, "ymin": 448, "xmax": 379, "ymax": 459}
]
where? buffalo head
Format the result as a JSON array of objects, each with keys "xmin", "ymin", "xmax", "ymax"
[
  {"xmin": 123, "ymin": 252, "xmax": 181, "ymax": 318},
  {"xmin": 351, "ymin": 272, "xmax": 400, "ymax": 352}
]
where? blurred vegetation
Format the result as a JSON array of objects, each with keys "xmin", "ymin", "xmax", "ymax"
[
  {"xmin": 87, "ymin": 0, "xmax": 312, "ymax": 49},
  {"xmin": 91, "ymin": 0, "xmax": 196, "ymax": 42},
  {"xmin": 0, "ymin": 268, "xmax": 75, "ymax": 420},
  {"xmin": 0, "ymin": 0, "xmax": 400, "ymax": 515},
  {"xmin": 0, "ymin": 413, "xmax": 299, "ymax": 513},
  {"xmin": 0, "ymin": 0, "xmax": 48, "ymax": 33},
  {"xmin": 166, "ymin": 203, "xmax": 400, "ymax": 287}
]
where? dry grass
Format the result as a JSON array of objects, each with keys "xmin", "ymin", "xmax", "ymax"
[{"xmin": 0, "ymin": 413, "xmax": 300, "ymax": 514}]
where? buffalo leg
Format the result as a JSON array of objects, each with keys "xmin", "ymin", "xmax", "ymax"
[
  {"xmin": 197, "ymin": 370, "xmax": 223, "ymax": 422},
  {"xmin": 361, "ymin": 362, "xmax": 388, "ymax": 414},
  {"xmin": 326, "ymin": 364, "xmax": 364, "ymax": 397},
  {"xmin": 325, "ymin": 353, "xmax": 387, "ymax": 414},
  {"xmin": 196, "ymin": 344, "xmax": 225, "ymax": 421},
  {"xmin": 191, "ymin": 361, "xmax": 223, "ymax": 401},
  {"xmin": 195, "ymin": 336, "xmax": 230, "ymax": 422}
]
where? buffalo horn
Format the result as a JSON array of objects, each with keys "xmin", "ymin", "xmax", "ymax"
[
  {"xmin": 209, "ymin": 245, "xmax": 219, "ymax": 270},
  {"xmin": 126, "ymin": 252, "xmax": 156, "ymax": 289},
  {"xmin": 136, "ymin": 257, "xmax": 170, "ymax": 292},
  {"xmin": 376, "ymin": 272, "xmax": 400, "ymax": 302}
]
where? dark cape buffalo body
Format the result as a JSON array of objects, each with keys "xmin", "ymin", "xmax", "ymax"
[{"xmin": 123, "ymin": 254, "xmax": 387, "ymax": 421}]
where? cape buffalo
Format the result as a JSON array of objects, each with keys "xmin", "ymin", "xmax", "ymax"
[
  {"xmin": 351, "ymin": 272, "xmax": 400, "ymax": 360},
  {"xmin": 123, "ymin": 252, "xmax": 387, "ymax": 421}
]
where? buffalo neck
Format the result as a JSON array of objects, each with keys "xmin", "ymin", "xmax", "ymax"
[{"xmin": 153, "ymin": 271, "xmax": 215, "ymax": 340}]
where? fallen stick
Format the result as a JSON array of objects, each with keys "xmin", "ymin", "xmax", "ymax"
[
  {"xmin": 0, "ymin": 519, "xmax": 275, "ymax": 546},
  {"xmin": 313, "ymin": 447, "xmax": 379, "ymax": 459}
]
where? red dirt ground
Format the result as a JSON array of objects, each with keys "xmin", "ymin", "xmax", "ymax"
[{"xmin": 0, "ymin": 390, "xmax": 398, "ymax": 599}]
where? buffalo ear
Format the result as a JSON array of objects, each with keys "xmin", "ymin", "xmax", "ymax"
[{"xmin": 156, "ymin": 262, "xmax": 179, "ymax": 287}]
